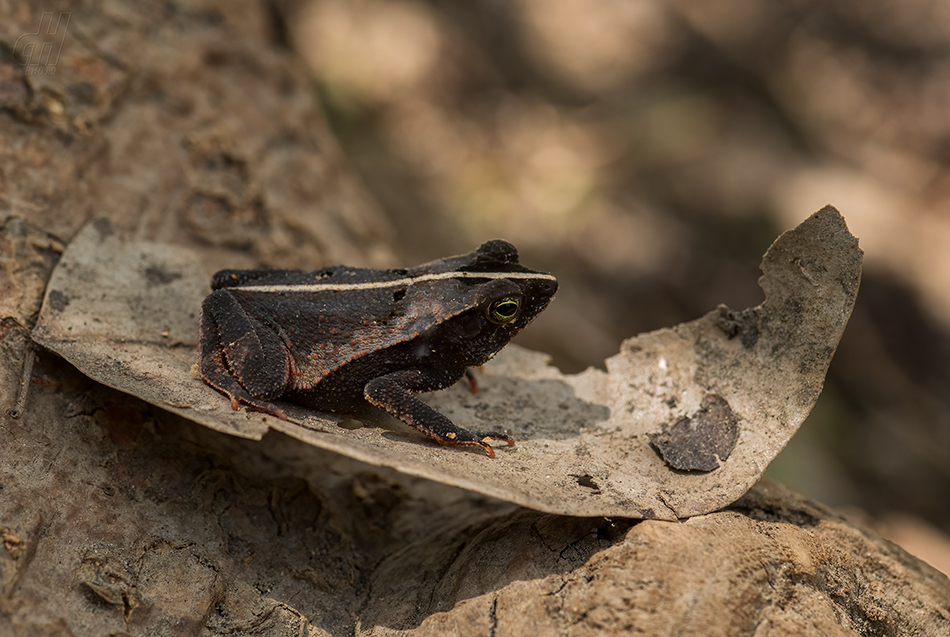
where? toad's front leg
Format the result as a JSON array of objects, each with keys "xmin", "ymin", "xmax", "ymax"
[{"xmin": 364, "ymin": 369, "xmax": 515, "ymax": 458}]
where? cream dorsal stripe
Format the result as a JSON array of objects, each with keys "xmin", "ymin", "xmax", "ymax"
[{"xmin": 234, "ymin": 270, "xmax": 557, "ymax": 294}]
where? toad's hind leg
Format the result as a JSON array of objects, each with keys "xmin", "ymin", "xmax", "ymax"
[
  {"xmin": 364, "ymin": 369, "xmax": 515, "ymax": 458},
  {"xmin": 198, "ymin": 290, "xmax": 291, "ymax": 419}
]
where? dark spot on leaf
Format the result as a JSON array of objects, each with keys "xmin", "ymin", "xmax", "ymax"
[
  {"xmin": 48, "ymin": 290, "xmax": 69, "ymax": 311},
  {"xmin": 716, "ymin": 306, "xmax": 760, "ymax": 348},
  {"xmin": 92, "ymin": 218, "xmax": 114, "ymax": 239},
  {"xmin": 649, "ymin": 393, "xmax": 739, "ymax": 472}
]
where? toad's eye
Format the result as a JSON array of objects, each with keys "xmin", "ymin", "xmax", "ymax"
[{"xmin": 486, "ymin": 297, "xmax": 520, "ymax": 324}]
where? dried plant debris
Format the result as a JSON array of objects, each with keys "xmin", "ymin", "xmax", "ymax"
[
  {"xmin": 31, "ymin": 207, "xmax": 861, "ymax": 519},
  {"xmin": 649, "ymin": 394, "xmax": 739, "ymax": 472}
]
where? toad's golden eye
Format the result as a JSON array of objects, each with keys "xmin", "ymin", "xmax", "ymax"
[{"xmin": 487, "ymin": 297, "xmax": 520, "ymax": 324}]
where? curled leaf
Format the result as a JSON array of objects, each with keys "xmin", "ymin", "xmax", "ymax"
[{"xmin": 32, "ymin": 206, "xmax": 861, "ymax": 518}]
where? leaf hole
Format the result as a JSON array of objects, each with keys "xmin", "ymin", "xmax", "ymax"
[{"xmin": 572, "ymin": 474, "xmax": 600, "ymax": 492}]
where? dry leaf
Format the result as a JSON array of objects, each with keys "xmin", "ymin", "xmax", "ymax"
[{"xmin": 32, "ymin": 206, "xmax": 861, "ymax": 518}]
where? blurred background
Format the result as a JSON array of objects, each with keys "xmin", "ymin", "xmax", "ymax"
[{"xmin": 277, "ymin": 0, "xmax": 950, "ymax": 570}]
